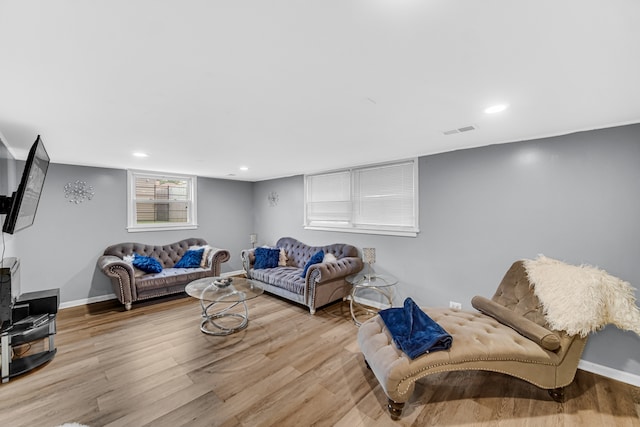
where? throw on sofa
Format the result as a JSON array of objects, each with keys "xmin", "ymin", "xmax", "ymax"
[
  {"xmin": 98, "ymin": 238, "xmax": 230, "ymax": 310},
  {"xmin": 241, "ymin": 237, "xmax": 364, "ymax": 314}
]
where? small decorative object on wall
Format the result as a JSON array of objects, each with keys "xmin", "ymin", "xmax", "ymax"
[
  {"xmin": 267, "ymin": 191, "xmax": 279, "ymax": 207},
  {"xmin": 64, "ymin": 180, "xmax": 94, "ymax": 204},
  {"xmin": 250, "ymin": 233, "xmax": 258, "ymax": 248}
]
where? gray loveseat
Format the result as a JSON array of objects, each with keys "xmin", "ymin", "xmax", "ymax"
[
  {"xmin": 241, "ymin": 237, "xmax": 364, "ymax": 314},
  {"xmin": 98, "ymin": 238, "xmax": 230, "ymax": 310}
]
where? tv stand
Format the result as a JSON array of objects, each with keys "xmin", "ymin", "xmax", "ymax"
[
  {"xmin": 0, "ymin": 289, "xmax": 59, "ymax": 383},
  {"xmin": 1, "ymin": 314, "xmax": 56, "ymax": 382}
]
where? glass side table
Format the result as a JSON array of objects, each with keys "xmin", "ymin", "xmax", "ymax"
[{"xmin": 346, "ymin": 273, "xmax": 398, "ymax": 326}]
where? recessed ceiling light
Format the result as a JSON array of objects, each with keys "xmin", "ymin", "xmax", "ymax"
[
  {"xmin": 132, "ymin": 152, "xmax": 149, "ymax": 158},
  {"xmin": 239, "ymin": 166, "xmax": 249, "ymax": 171},
  {"xmin": 484, "ymin": 104, "xmax": 509, "ymax": 114}
]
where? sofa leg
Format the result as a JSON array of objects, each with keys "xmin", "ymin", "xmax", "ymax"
[
  {"xmin": 387, "ymin": 399, "xmax": 405, "ymax": 420},
  {"xmin": 548, "ymin": 387, "xmax": 565, "ymax": 402},
  {"xmin": 125, "ymin": 302, "xmax": 132, "ymax": 311},
  {"xmin": 309, "ymin": 307, "xmax": 316, "ymax": 315}
]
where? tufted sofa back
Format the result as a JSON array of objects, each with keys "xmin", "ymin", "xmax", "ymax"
[
  {"xmin": 491, "ymin": 260, "xmax": 549, "ymax": 328},
  {"xmin": 103, "ymin": 238, "xmax": 208, "ymax": 269},
  {"xmin": 276, "ymin": 237, "xmax": 359, "ymax": 269}
]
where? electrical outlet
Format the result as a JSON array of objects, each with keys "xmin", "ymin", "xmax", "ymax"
[{"xmin": 449, "ymin": 301, "xmax": 462, "ymax": 310}]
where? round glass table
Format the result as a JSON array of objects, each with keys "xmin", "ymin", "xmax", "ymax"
[
  {"xmin": 346, "ymin": 273, "xmax": 398, "ymax": 326},
  {"xmin": 185, "ymin": 277, "xmax": 263, "ymax": 335}
]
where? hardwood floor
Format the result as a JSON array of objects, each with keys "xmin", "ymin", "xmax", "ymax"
[{"xmin": 0, "ymin": 294, "xmax": 638, "ymax": 427}]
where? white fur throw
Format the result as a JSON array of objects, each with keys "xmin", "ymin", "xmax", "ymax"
[{"xmin": 523, "ymin": 255, "xmax": 640, "ymax": 337}]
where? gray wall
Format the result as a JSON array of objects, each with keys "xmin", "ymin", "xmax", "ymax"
[
  {"xmin": 4, "ymin": 123, "xmax": 639, "ymax": 377},
  {"xmin": 251, "ymin": 124, "xmax": 640, "ymax": 376},
  {"xmin": 12, "ymin": 165, "xmax": 253, "ymax": 303},
  {"xmin": 0, "ymin": 140, "xmax": 19, "ymax": 257}
]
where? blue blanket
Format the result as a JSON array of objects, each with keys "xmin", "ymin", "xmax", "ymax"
[{"xmin": 379, "ymin": 298, "xmax": 453, "ymax": 359}]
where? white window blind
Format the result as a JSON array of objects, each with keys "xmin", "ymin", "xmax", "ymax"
[
  {"xmin": 304, "ymin": 159, "xmax": 419, "ymax": 237},
  {"xmin": 305, "ymin": 171, "xmax": 351, "ymax": 225}
]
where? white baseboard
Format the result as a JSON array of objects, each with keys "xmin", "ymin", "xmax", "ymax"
[
  {"xmin": 578, "ymin": 359, "xmax": 640, "ymax": 387},
  {"xmin": 348, "ymin": 295, "xmax": 388, "ymax": 310},
  {"xmin": 59, "ymin": 293, "xmax": 117, "ymax": 309},
  {"xmin": 223, "ymin": 270, "xmax": 245, "ymax": 277}
]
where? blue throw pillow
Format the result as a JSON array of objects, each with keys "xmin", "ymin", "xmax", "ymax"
[
  {"xmin": 132, "ymin": 254, "xmax": 163, "ymax": 273},
  {"xmin": 175, "ymin": 248, "xmax": 205, "ymax": 268},
  {"xmin": 254, "ymin": 247, "xmax": 280, "ymax": 269},
  {"xmin": 301, "ymin": 250, "xmax": 324, "ymax": 277}
]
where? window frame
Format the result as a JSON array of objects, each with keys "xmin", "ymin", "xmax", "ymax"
[
  {"xmin": 126, "ymin": 170, "xmax": 198, "ymax": 232},
  {"xmin": 304, "ymin": 159, "xmax": 419, "ymax": 237}
]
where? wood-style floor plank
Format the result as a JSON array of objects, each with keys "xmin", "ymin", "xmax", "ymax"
[{"xmin": 0, "ymin": 293, "xmax": 638, "ymax": 427}]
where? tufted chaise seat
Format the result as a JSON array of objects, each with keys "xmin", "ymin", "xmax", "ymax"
[
  {"xmin": 241, "ymin": 237, "xmax": 364, "ymax": 314},
  {"xmin": 98, "ymin": 238, "xmax": 230, "ymax": 310},
  {"xmin": 357, "ymin": 260, "xmax": 588, "ymax": 419}
]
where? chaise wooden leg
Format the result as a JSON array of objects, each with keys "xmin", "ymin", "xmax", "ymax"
[
  {"xmin": 548, "ymin": 387, "xmax": 565, "ymax": 402},
  {"xmin": 388, "ymin": 399, "xmax": 405, "ymax": 420}
]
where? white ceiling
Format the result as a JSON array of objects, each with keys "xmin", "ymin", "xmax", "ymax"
[{"xmin": 1, "ymin": 1, "xmax": 639, "ymax": 182}]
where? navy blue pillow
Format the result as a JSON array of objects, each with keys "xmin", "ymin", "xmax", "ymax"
[
  {"xmin": 301, "ymin": 250, "xmax": 324, "ymax": 278},
  {"xmin": 254, "ymin": 247, "xmax": 280, "ymax": 269},
  {"xmin": 175, "ymin": 248, "xmax": 205, "ymax": 268},
  {"xmin": 132, "ymin": 254, "xmax": 163, "ymax": 273}
]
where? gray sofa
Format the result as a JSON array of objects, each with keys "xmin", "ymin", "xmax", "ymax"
[
  {"xmin": 241, "ymin": 237, "xmax": 364, "ymax": 314},
  {"xmin": 98, "ymin": 238, "xmax": 230, "ymax": 310}
]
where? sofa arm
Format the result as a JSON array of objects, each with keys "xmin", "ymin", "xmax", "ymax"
[
  {"xmin": 97, "ymin": 255, "xmax": 136, "ymax": 308},
  {"xmin": 208, "ymin": 247, "xmax": 231, "ymax": 276},
  {"xmin": 240, "ymin": 248, "xmax": 256, "ymax": 275},
  {"xmin": 97, "ymin": 255, "xmax": 133, "ymax": 276},
  {"xmin": 471, "ymin": 295, "xmax": 561, "ymax": 351},
  {"xmin": 307, "ymin": 256, "xmax": 364, "ymax": 284}
]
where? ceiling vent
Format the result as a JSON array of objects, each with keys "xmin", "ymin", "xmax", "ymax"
[{"xmin": 443, "ymin": 125, "xmax": 477, "ymax": 135}]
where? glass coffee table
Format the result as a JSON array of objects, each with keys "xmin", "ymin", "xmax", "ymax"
[
  {"xmin": 346, "ymin": 273, "xmax": 398, "ymax": 326},
  {"xmin": 185, "ymin": 277, "xmax": 263, "ymax": 335}
]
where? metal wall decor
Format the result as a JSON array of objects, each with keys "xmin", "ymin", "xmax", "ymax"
[
  {"xmin": 64, "ymin": 180, "xmax": 95, "ymax": 204},
  {"xmin": 268, "ymin": 191, "xmax": 279, "ymax": 207}
]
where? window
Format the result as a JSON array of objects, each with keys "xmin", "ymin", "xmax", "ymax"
[
  {"xmin": 127, "ymin": 170, "xmax": 197, "ymax": 232},
  {"xmin": 304, "ymin": 159, "xmax": 419, "ymax": 237}
]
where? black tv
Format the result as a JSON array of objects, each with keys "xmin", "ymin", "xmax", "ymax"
[{"xmin": 0, "ymin": 135, "xmax": 50, "ymax": 234}]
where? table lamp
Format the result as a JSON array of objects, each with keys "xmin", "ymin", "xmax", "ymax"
[{"xmin": 363, "ymin": 247, "xmax": 376, "ymax": 279}]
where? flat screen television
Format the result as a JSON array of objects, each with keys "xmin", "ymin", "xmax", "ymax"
[{"xmin": 0, "ymin": 135, "xmax": 50, "ymax": 234}]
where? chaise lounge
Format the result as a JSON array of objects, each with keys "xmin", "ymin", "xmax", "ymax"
[{"xmin": 358, "ymin": 259, "xmax": 587, "ymax": 419}]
